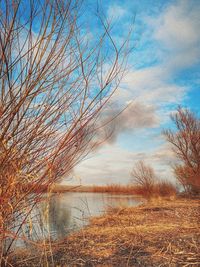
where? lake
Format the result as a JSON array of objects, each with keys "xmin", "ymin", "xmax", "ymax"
[
  {"xmin": 16, "ymin": 192, "xmax": 142, "ymax": 246},
  {"xmin": 39, "ymin": 192, "xmax": 142, "ymax": 239}
]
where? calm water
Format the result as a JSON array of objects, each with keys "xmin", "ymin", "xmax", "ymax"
[
  {"xmin": 40, "ymin": 192, "xmax": 142, "ymax": 239},
  {"xmin": 15, "ymin": 192, "xmax": 142, "ymax": 246}
]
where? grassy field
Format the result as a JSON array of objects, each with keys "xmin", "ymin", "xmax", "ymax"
[{"xmin": 13, "ymin": 198, "xmax": 200, "ymax": 266}]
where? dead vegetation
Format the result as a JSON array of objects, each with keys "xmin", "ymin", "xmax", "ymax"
[
  {"xmin": 12, "ymin": 198, "xmax": 200, "ymax": 266},
  {"xmin": 0, "ymin": 0, "xmax": 131, "ymax": 262},
  {"xmin": 92, "ymin": 182, "xmax": 177, "ymax": 199},
  {"xmin": 36, "ymin": 182, "xmax": 177, "ymax": 198},
  {"xmin": 130, "ymin": 161, "xmax": 177, "ymax": 200},
  {"xmin": 163, "ymin": 107, "xmax": 200, "ymax": 195},
  {"xmin": 92, "ymin": 184, "xmax": 144, "ymax": 195}
]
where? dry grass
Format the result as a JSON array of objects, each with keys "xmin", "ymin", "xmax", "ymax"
[
  {"xmin": 83, "ymin": 182, "xmax": 177, "ymax": 198},
  {"xmin": 92, "ymin": 184, "xmax": 143, "ymax": 195},
  {"xmin": 154, "ymin": 180, "xmax": 177, "ymax": 198},
  {"xmin": 42, "ymin": 184, "xmax": 144, "ymax": 194},
  {"xmin": 13, "ymin": 198, "xmax": 200, "ymax": 266},
  {"xmin": 37, "ymin": 182, "xmax": 177, "ymax": 198}
]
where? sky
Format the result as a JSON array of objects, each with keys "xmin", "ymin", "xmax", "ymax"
[{"xmin": 66, "ymin": 0, "xmax": 200, "ymax": 185}]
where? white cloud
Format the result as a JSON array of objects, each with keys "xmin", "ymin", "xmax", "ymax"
[
  {"xmin": 73, "ymin": 144, "xmax": 135, "ymax": 185},
  {"xmin": 72, "ymin": 141, "xmax": 176, "ymax": 185},
  {"xmin": 152, "ymin": 0, "xmax": 200, "ymax": 69},
  {"xmin": 155, "ymin": 1, "xmax": 200, "ymax": 50},
  {"xmin": 107, "ymin": 4, "xmax": 127, "ymax": 21},
  {"xmin": 121, "ymin": 66, "xmax": 186, "ymax": 105}
]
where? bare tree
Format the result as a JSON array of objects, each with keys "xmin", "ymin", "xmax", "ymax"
[
  {"xmin": 130, "ymin": 160, "xmax": 156, "ymax": 198},
  {"xmin": 0, "ymin": 0, "xmax": 131, "ymax": 262},
  {"xmin": 163, "ymin": 107, "xmax": 200, "ymax": 195}
]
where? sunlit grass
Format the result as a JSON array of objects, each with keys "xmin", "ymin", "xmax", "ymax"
[{"xmin": 12, "ymin": 198, "xmax": 200, "ymax": 266}]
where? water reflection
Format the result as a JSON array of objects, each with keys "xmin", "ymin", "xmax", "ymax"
[
  {"xmin": 13, "ymin": 192, "xmax": 142, "ymax": 248},
  {"xmin": 12, "ymin": 193, "xmax": 141, "ymax": 249},
  {"xmin": 43, "ymin": 192, "xmax": 142, "ymax": 239},
  {"xmin": 47, "ymin": 197, "xmax": 72, "ymax": 238}
]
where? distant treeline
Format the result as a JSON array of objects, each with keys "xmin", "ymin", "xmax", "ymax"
[{"xmin": 29, "ymin": 182, "xmax": 176, "ymax": 198}]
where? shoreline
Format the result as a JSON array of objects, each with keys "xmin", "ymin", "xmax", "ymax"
[
  {"xmin": 49, "ymin": 184, "xmax": 144, "ymax": 194},
  {"xmin": 14, "ymin": 197, "xmax": 200, "ymax": 266},
  {"xmin": 57, "ymin": 198, "xmax": 200, "ymax": 266},
  {"xmin": 45, "ymin": 183, "xmax": 177, "ymax": 197}
]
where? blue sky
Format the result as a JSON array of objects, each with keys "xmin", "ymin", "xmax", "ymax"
[{"xmin": 68, "ymin": 0, "xmax": 200, "ymax": 185}]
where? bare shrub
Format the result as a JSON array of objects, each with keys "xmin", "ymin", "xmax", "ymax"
[
  {"xmin": 0, "ymin": 0, "xmax": 132, "ymax": 263},
  {"xmin": 131, "ymin": 161, "xmax": 156, "ymax": 199},
  {"xmin": 92, "ymin": 184, "xmax": 143, "ymax": 194},
  {"xmin": 163, "ymin": 107, "xmax": 200, "ymax": 195},
  {"xmin": 156, "ymin": 180, "xmax": 177, "ymax": 198},
  {"xmin": 174, "ymin": 165, "xmax": 200, "ymax": 195}
]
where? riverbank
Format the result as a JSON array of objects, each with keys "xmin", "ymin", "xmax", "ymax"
[
  {"xmin": 36, "ymin": 184, "xmax": 143, "ymax": 194},
  {"xmin": 14, "ymin": 198, "xmax": 200, "ymax": 266},
  {"xmin": 40, "ymin": 182, "xmax": 177, "ymax": 197}
]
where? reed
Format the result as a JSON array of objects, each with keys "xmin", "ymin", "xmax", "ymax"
[
  {"xmin": 92, "ymin": 184, "xmax": 142, "ymax": 194},
  {"xmin": 92, "ymin": 181, "xmax": 177, "ymax": 198}
]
